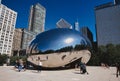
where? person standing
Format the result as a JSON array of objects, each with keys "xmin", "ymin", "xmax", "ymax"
[
  {"xmin": 18, "ymin": 59, "xmax": 24, "ymax": 72},
  {"xmin": 14, "ymin": 60, "xmax": 19, "ymax": 69},
  {"xmin": 116, "ymin": 62, "xmax": 120, "ymax": 77},
  {"xmin": 79, "ymin": 61, "xmax": 88, "ymax": 74}
]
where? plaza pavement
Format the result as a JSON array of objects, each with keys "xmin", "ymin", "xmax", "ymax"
[{"xmin": 0, "ymin": 66, "xmax": 120, "ymax": 81}]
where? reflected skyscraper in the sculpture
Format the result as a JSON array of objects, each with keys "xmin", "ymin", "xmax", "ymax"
[
  {"xmin": 29, "ymin": 28, "xmax": 91, "ymax": 53},
  {"xmin": 27, "ymin": 28, "xmax": 92, "ymax": 68}
]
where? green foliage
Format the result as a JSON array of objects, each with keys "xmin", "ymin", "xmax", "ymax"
[
  {"xmin": 0, "ymin": 54, "xmax": 8, "ymax": 65},
  {"xmin": 88, "ymin": 52, "xmax": 100, "ymax": 66},
  {"xmin": 10, "ymin": 56, "xmax": 27, "ymax": 65},
  {"xmin": 88, "ymin": 44, "xmax": 120, "ymax": 66}
]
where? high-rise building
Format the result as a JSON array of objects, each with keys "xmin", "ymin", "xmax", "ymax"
[
  {"xmin": 28, "ymin": 3, "xmax": 46, "ymax": 34},
  {"xmin": 0, "ymin": 4, "xmax": 17, "ymax": 55},
  {"xmin": 74, "ymin": 21, "xmax": 79, "ymax": 31},
  {"xmin": 56, "ymin": 18, "xmax": 72, "ymax": 29},
  {"xmin": 95, "ymin": 1, "xmax": 120, "ymax": 46},
  {"xmin": 19, "ymin": 3, "xmax": 46, "ymax": 55},
  {"xmin": 21, "ymin": 29, "xmax": 36, "ymax": 50},
  {"xmin": 12, "ymin": 28, "xmax": 23, "ymax": 56},
  {"xmin": 80, "ymin": 27, "xmax": 93, "ymax": 44}
]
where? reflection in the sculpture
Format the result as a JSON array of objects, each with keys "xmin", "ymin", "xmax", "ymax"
[
  {"xmin": 28, "ymin": 28, "xmax": 91, "ymax": 54},
  {"xmin": 27, "ymin": 28, "xmax": 92, "ymax": 69}
]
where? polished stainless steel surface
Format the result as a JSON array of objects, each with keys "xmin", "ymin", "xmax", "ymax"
[
  {"xmin": 29, "ymin": 28, "xmax": 91, "ymax": 53},
  {"xmin": 28, "ymin": 28, "xmax": 92, "ymax": 68}
]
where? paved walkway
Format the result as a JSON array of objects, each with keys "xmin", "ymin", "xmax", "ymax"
[{"xmin": 0, "ymin": 66, "xmax": 119, "ymax": 81}]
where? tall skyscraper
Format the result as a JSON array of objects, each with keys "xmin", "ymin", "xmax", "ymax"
[
  {"xmin": 74, "ymin": 21, "xmax": 79, "ymax": 31},
  {"xmin": 28, "ymin": 3, "xmax": 46, "ymax": 34},
  {"xmin": 0, "ymin": 4, "xmax": 17, "ymax": 55},
  {"xmin": 80, "ymin": 27, "xmax": 93, "ymax": 44},
  {"xmin": 95, "ymin": 1, "xmax": 120, "ymax": 46},
  {"xmin": 56, "ymin": 18, "xmax": 72, "ymax": 29}
]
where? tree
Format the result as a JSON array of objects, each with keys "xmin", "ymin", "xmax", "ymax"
[
  {"xmin": 88, "ymin": 44, "xmax": 120, "ymax": 66},
  {"xmin": 0, "ymin": 54, "xmax": 8, "ymax": 65},
  {"xmin": 10, "ymin": 56, "xmax": 27, "ymax": 65}
]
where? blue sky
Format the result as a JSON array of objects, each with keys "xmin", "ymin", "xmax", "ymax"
[{"xmin": 2, "ymin": 0, "xmax": 113, "ymax": 41}]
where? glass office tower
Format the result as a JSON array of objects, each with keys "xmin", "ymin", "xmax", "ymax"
[{"xmin": 95, "ymin": 2, "xmax": 120, "ymax": 46}]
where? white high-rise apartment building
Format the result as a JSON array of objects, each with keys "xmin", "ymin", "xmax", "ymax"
[{"xmin": 0, "ymin": 4, "xmax": 17, "ymax": 56}]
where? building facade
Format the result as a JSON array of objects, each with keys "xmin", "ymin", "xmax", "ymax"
[
  {"xmin": 12, "ymin": 28, "xmax": 23, "ymax": 56},
  {"xmin": 74, "ymin": 21, "xmax": 79, "ymax": 32},
  {"xmin": 80, "ymin": 27, "xmax": 93, "ymax": 45},
  {"xmin": 56, "ymin": 18, "xmax": 72, "ymax": 29},
  {"xmin": 19, "ymin": 3, "xmax": 46, "ymax": 55},
  {"xmin": 28, "ymin": 3, "xmax": 46, "ymax": 34},
  {"xmin": 0, "ymin": 4, "xmax": 17, "ymax": 55},
  {"xmin": 95, "ymin": 1, "xmax": 120, "ymax": 46},
  {"xmin": 21, "ymin": 29, "xmax": 36, "ymax": 51}
]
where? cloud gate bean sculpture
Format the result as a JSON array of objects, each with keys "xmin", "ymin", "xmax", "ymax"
[{"xmin": 27, "ymin": 28, "xmax": 92, "ymax": 68}]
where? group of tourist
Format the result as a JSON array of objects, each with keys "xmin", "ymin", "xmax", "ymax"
[
  {"xmin": 14, "ymin": 59, "xmax": 26, "ymax": 72},
  {"xmin": 76, "ymin": 61, "xmax": 120, "ymax": 77},
  {"xmin": 100, "ymin": 62, "xmax": 120, "ymax": 77},
  {"xmin": 14, "ymin": 58, "xmax": 120, "ymax": 78},
  {"xmin": 14, "ymin": 57, "xmax": 42, "ymax": 72}
]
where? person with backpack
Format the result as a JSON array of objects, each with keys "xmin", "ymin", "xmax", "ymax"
[{"xmin": 79, "ymin": 61, "xmax": 89, "ymax": 74}]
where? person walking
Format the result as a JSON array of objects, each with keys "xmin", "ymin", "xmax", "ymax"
[{"xmin": 116, "ymin": 62, "xmax": 120, "ymax": 77}]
